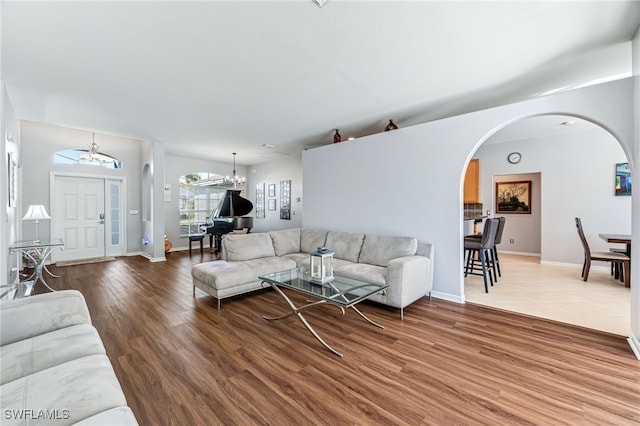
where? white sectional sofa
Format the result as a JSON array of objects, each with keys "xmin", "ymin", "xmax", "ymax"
[
  {"xmin": 0, "ymin": 290, "xmax": 138, "ymax": 425},
  {"xmin": 192, "ymin": 228, "xmax": 434, "ymax": 318}
]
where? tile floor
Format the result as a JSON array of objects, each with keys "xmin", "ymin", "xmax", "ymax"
[{"xmin": 464, "ymin": 253, "xmax": 631, "ymax": 336}]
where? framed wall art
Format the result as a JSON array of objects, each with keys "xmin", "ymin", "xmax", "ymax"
[
  {"xmin": 7, "ymin": 152, "xmax": 16, "ymax": 207},
  {"xmin": 280, "ymin": 180, "xmax": 291, "ymax": 220},
  {"xmin": 496, "ymin": 181, "xmax": 531, "ymax": 214},
  {"xmin": 268, "ymin": 183, "xmax": 276, "ymax": 197},
  {"xmin": 615, "ymin": 162, "xmax": 631, "ymax": 196},
  {"xmin": 256, "ymin": 182, "xmax": 265, "ymax": 218},
  {"xmin": 268, "ymin": 198, "xmax": 276, "ymax": 211}
]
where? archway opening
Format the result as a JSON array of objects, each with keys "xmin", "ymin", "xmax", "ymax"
[{"xmin": 462, "ymin": 113, "xmax": 632, "ymax": 336}]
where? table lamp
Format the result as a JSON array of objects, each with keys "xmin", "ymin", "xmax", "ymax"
[{"xmin": 23, "ymin": 204, "xmax": 51, "ymax": 243}]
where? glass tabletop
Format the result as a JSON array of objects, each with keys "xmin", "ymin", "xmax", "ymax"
[
  {"xmin": 9, "ymin": 238, "xmax": 65, "ymax": 250},
  {"xmin": 260, "ymin": 267, "xmax": 388, "ymax": 307}
]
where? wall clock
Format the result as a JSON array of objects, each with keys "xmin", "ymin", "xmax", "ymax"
[{"xmin": 507, "ymin": 152, "xmax": 521, "ymax": 164}]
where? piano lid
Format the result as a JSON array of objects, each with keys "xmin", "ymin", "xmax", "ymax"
[{"xmin": 212, "ymin": 190, "xmax": 253, "ymax": 218}]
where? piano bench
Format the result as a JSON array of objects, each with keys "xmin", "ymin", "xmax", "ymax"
[{"xmin": 188, "ymin": 234, "xmax": 205, "ymax": 257}]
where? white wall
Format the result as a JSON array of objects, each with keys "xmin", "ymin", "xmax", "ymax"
[
  {"xmin": 303, "ymin": 78, "xmax": 635, "ymax": 306},
  {"xmin": 247, "ymin": 154, "xmax": 303, "ymax": 234},
  {"xmin": 2, "ymin": 84, "xmax": 21, "ymax": 283},
  {"xmin": 20, "ymin": 121, "xmax": 144, "ymax": 254},
  {"xmin": 474, "ymin": 128, "xmax": 630, "ymax": 264},
  {"xmin": 630, "ymin": 24, "xmax": 640, "ymax": 356}
]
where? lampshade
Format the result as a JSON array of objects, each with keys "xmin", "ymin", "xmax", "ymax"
[{"xmin": 23, "ymin": 205, "xmax": 51, "ymax": 221}]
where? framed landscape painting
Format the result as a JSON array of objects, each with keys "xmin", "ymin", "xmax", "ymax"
[{"xmin": 496, "ymin": 181, "xmax": 531, "ymax": 214}]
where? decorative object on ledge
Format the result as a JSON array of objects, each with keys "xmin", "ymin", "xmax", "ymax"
[
  {"xmin": 280, "ymin": 180, "xmax": 291, "ymax": 219},
  {"xmin": 333, "ymin": 129, "xmax": 342, "ymax": 143},
  {"xmin": 23, "ymin": 205, "xmax": 51, "ymax": 243},
  {"xmin": 496, "ymin": 181, "xmax": 531, "ymax": 214},
  {"xmin": 384, "ymin": 119, "xmax": 398, "ymax": 131},
  {"xmin": 256, "ymin": 182, "xmax": 265, "ymax": 218},
  {"xmin": 309, "ymin": 247, "xmax": 334, "ymax": 283},
  {"xmin": 615, "ymin": 162, "xmax": 631, "ymax": 196}
]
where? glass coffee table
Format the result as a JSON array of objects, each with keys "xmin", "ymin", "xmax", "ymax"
[{"xmin": 259, "ymin": 267, "xmax": 388, "ymax": 357}]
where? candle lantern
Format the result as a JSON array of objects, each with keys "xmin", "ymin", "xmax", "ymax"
[{"xmin": 309, "ymin": 247, "xmax": 334, "ymax": 282}]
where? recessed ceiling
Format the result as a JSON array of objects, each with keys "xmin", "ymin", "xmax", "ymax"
[{"xmin": 2, "ymin": 1, "xmax": 639, "ymax": 164}]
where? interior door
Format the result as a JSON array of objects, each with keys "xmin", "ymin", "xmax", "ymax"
[{"xmin": 53, "ymin": 176, "xmax": 106, "ymax": 261}]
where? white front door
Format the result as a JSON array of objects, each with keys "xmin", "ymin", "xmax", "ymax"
[{"xmin": 53, "ymin": 176, "xmax": 106, "ymax": 261}]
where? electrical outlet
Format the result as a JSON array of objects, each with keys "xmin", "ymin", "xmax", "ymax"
[{"xmin": 509, "ymin": 238, "xmax": 515, "ymax": 244}]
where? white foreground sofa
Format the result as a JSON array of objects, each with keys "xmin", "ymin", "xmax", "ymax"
[
  {"xmin": 192, "ymin": 228, "xmax": 434, "ymax": 318},
  {"xmin": 0, "ymin": 290, "xmax": 138, "ymax": 425}
]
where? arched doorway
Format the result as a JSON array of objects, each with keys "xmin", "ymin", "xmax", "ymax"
[{"xmin": 462, "ymin": 113, "xmax": 633, "ymax": 335}]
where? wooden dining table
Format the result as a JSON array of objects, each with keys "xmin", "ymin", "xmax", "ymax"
[
  {"xmin": 599, "ymin": 233, "xmax": 632, "ymax": 287},
  {"xmin": 599, "ymin": 233, "xmax": 631, "ymax": 255}
]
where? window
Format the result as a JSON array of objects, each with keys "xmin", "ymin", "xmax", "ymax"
[
  {"xmin": 54, "ymin": 149, "xmax": 122, "ymax": 169},
  {"xmin": 179, "ymin": 172, "xmax": 245, "ymax": 236}
]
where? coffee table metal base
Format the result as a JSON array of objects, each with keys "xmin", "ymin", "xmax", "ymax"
[{"xmin": 262, "ymin": 281, "xmax": 384, "ymax": 357}]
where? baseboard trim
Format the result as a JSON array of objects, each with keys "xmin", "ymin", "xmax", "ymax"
[
  {"xmin": 628, "ymin": 331, "xmax": 640, "ymax": 360},
  {"xmin": 431, "ymin": 291, "xmax": 464, "ymax": 304},
  {"xmin": 499, "ymin": 250, "xmax": 541, "ymax": 257},
  {"xmin": 128, "ymin": 251, "xmax": 166, "ymax": 262}
]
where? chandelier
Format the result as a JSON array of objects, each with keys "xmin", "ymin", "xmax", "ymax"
[
  {"xmin": 223, "ymin": 152, "xmax": 245, "ymax": 188},
  {"xmin": 77, "ymin": 133, "xmax": 122, "ymax": 168}
]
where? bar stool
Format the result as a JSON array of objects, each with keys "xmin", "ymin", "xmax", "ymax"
[{"xmin": 464, "ymin": 218, "xmax": 499, "ymax": 293}]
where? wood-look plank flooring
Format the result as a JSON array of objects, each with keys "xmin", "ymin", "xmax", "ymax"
[{"xmin": 39, "ymin": 251, "xmax": 640, "ymax": 425}]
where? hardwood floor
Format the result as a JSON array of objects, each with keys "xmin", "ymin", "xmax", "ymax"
[{"xmin": 41, "ymin": 251, "xmax": 639, "ymax": 425}]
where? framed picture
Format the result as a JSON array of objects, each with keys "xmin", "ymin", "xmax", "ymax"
[
  {"xmin": 280, "ymin": 180, "xmax": 291, "ymax": 220},
  {"xmin": 268, "ymin": 184, "xmax": 276, "ymax": 197},
  {"xmin": 7, "ymin": 152, "xmax": 16, "ymax": 207},
  {"xmin": 496, "ymin": 181, "xmax": 531, "ymax": 214},
  {"xmin": 615, "ymin": 162, "xmax": 631, "ymax": 196},
  {"xmin": 255, "ymin": 183, "xmax": 265, "ymax": 218},
  {"xmin": 268, "ymin": 199, "xmax": 276, "ymax": 211}
]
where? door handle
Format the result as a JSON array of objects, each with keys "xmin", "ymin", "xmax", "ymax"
[{"xmin": 98, "ymin": 220, "xmax": 105, "ymax": 224}]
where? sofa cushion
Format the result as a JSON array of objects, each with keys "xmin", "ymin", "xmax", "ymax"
[
  {"xmin": 281, "ymin": 252, "xmax": 309, "ymax": 268},
  {"xmin": 0, "ymin": 324, "xmax": 105, "ymax": 385},
  {"xmin": 336, "ymin": 263, "xmax": 387, "ymax": 286},
  {"xmin": 74, "ymin": 407, "xmax": 138, "ymax": 425},
  {"xmin": 325, "ymin": 231, "xmax": 365, "ymax": 263},
  {"xmin": 192, "ymin": 258, "xmax": 297, "ymax": 291},
  {"xmin": 269, "ymin": 228, "xmax": 301, "ymax": 256},
  {"xmin": 0, "ymin": 354, "xmax": 127, "ymax": 426},
  {"xmin": 300, "ymin": 229, "xmax": 328, "ymax": 254},
  {"xmin": 223, "ymin": 233, "xmax": 276, "ymax": 261},
  {"xmin": 358, "ymin": 235, "xmax": 418, "ymax": 267}
]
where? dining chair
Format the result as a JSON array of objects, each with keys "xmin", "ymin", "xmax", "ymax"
[
  {"xmin": 575, "ymin": 217, "xmax": 630, "ymax": 287},
  {"xmin": 464, "ymin": 218, "xmax": 499, "ymax": 293}
]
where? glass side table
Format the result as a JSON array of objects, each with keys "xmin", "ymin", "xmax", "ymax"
[
  {"xmin": 0, "ymin": 280, "xmax": 36, "ymax": 301},
  {"xmin": 9, "ymin": 238, "xmax": 64, "ymax": 292}
]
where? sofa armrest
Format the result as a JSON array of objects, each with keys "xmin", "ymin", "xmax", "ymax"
[
  {"xmin": 0, "ymin": 290, "xmax": 92, "ymax": 346},
  {"xmin": 386, "ymin": 254, "xmax": 433, "ymax": 305}
]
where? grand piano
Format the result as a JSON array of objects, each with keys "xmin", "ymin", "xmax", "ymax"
[{"xmin": 201, "ymin": 190, "xmax": 254, "ymax": 252}]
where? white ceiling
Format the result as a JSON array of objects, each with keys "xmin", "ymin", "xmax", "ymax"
[{"xmin": 2, "ymin": 1, "xmax": 639, "ymax": 165}]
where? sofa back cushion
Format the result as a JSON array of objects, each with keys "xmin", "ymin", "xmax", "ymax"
[
  {"xmin": 223, "ymin": 233, "xmax": 276, "ymax": 261},
  {"xmin": 359, "ymin": 235, "xmax": 417, "ymax": 267},
  {"xmin": 325, "ymin": 231, "xmax": 365, "ymax": 263},
  {"xmin": 269, "ymin": 228, "xmax": 301, "ymax": 256},
  {"xmin": 300, "ymin": 229, "xmax": 329, "ymax": 254}
]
